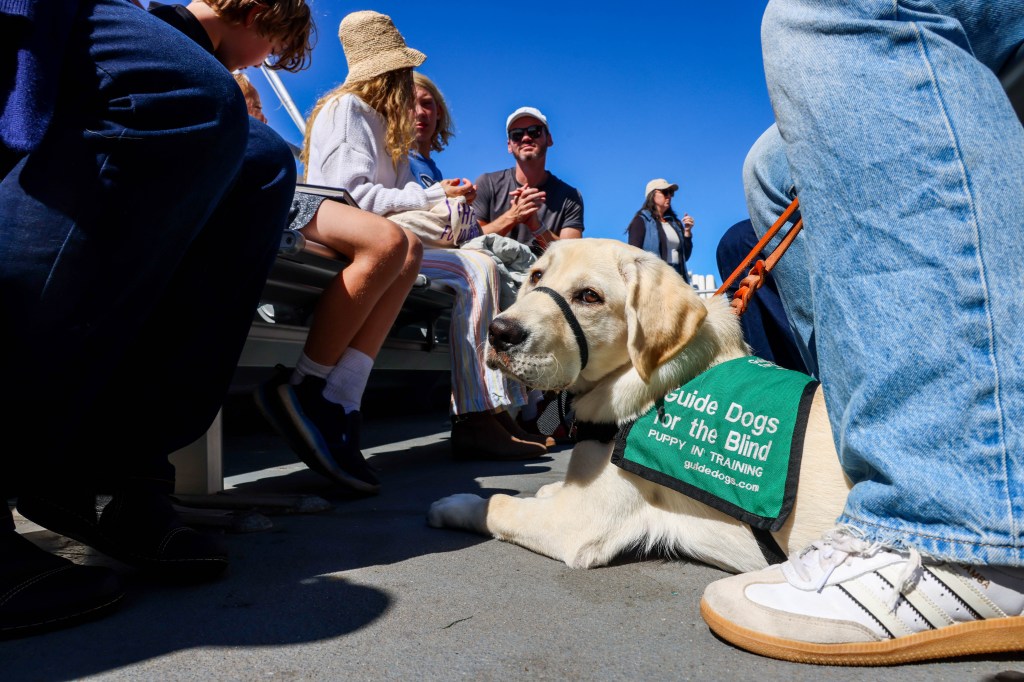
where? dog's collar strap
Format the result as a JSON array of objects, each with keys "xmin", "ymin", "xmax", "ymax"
[
  {"xmin": 573, "ymin": 421, "xmax": 620, "ymax": 444},
  {"xmin": 533, "ymin": 286, "xmax": 588, "ymax": 371}
]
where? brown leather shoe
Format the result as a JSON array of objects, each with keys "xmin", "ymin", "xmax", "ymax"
[
  {"xmin": 495, "ymin": 410, "xmax": 557, "ymax": 448},
  {"xmin": 450, "ymin": 411, "xmax": 547, "ymax": 461}
]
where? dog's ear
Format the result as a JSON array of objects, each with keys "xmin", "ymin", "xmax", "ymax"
[{"xmin": 621, "ymin": 255, "xmax": 707, "ymax": 382}]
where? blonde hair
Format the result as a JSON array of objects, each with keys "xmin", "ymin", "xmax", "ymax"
[
  {"xmin": 232, "ymin": 72, "xmax": 262, "ymax": 115},
  {"xmin": 203, "ymin": 0, "xmax": 315, "ymax": 72},
  {"xmin": 412, "ymin": 72, "xmax": 454, "ymax": 153},
  {"xmin": 301, "ymin": 68, "xmax": 415, "ymax": 174}
]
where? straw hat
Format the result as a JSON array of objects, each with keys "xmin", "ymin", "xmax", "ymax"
[{"xmin": 338, "ymin": 11, "xmax": 426, "ymax": 84}]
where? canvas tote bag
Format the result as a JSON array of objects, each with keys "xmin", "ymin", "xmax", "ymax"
[{"xmin": 388, "ymin": 195, "xmax": 481, "ymax": 248}]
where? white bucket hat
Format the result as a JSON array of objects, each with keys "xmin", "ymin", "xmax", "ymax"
[
  {"xmin": 339, "ymin": 11, "xmax": 426, "ymax": 85},
  {"xmin": 645, "ymin": 178, "xmax": 679, "ymax": 197}
]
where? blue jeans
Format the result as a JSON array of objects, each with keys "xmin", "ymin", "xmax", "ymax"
[
  {"xmin": 0, "ymin": 0, "xmax": 295, "ymax": 495},
  {"xmin": 743, "ymin": 125, "xmax": 819, "ymax": 378},
  {"xmin": 750, "ymin": 0, "xmax": 1024, "ymax": 565},
  {"xmin": 715, "ymin": 218, "xmax": 809, "ymax": 374}
]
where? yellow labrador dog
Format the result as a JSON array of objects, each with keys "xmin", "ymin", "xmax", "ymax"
[{"xmin": 428, "ymin": 239, "xmax": 850, "ymax": 574}]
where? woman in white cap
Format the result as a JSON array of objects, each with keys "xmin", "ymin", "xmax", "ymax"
[
  {"xmin": 321, "ymin": 15, "xmax": 544, "ymax": 461},
  {"xmin": 627, "ymin": 178, "xmax": 696, "ymax": 283}
]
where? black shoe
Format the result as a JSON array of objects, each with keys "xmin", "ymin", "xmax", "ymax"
[
  {"xmin": 17, "ymin": 491, "xmax": 228, "ymax": 584},
  {"xmin": 277, "ymin": 377, "xmax": 380, "ymax": 493},
  {"xmin": 254, "ymin": 366, "xmax": 334, "ymax": 481},
  {"xmin": 0, "ymin": 530, "xmax": 124, "ymax": 639}
]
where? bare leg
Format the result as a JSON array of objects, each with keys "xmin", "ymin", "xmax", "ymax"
[
  {"xmin": 348, "ymin": 227, "xmax": 422, "ymax": 358},
  {"xmin": 298, "ymin": 201, "xmax": 423, "ymax": 363}
]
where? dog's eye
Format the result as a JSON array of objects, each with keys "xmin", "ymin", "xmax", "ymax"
[
  {"xmin": 576, "ymin": 288, "xmax": 603, "ymax": 305},
  {"xmin": 529, "ymin": 270, "xmax": 543, "ymax": 285}
]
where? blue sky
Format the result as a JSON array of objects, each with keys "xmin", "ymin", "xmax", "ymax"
[{"xmin": 246, "ymin": 2, "xmax": 776, "ymax": 283}]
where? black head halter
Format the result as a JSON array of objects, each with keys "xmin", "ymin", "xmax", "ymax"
[{"xmin": 532, "ymin": 286, "xmax": 588, "ymax": 372}]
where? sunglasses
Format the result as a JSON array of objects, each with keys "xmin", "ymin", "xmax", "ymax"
[
  {"xmin": 509, "ymin": 125, "xmax": 546, "ymax": 143},
  {"xmin": 657, "ymin": 189, "xmax": 675, "ymax": 197}
]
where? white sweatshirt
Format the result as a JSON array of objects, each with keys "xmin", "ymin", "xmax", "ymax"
[{"xmin": 304, "ymin": 94, "xmax": 446, "ymax": 216}]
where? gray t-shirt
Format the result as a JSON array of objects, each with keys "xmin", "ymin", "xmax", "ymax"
[{"xmin": 472, "ymin": 168, "xmax": 584, "ymax": 253}]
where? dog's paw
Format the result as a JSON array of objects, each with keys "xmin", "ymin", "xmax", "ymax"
[
  {"xmin": 534, "ymin": 481, "xmax": 564, "ymax": 498},
  {"xmin": 427, "ymin": 494, "xmax": 488, "ymax": 532}
]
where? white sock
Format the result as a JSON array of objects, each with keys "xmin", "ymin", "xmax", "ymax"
[
  {"xmin": 292, "ymin": 353, "xmax": 333, "ymax": 385},
  {"xmin": 323, "ymin": 348, "xmax": 374, "ymax": 413}
]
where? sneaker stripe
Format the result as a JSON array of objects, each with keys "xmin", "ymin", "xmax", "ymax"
[
  {"xmin": 927, "ymin": 564, "xmax": 1007, "ymax": 619},
  {"xmin": 922, "ymin": 567, "xmax": 984, "ymax": 620},
  {"xmin": 837, "ymin": 582, "xmax": 898, "ymax": 639},
  {"xmin": 876, "ymin": 565, "xmax": 951, "ymax": 630}
]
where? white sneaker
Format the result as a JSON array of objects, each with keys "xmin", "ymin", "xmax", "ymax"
[{"xmin": 700, "ymin": 526, "xmax": 1024, "ymax": 666}]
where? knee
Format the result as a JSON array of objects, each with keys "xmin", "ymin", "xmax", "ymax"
[
  {"xmin": 405, "ymin": 231, "xmax": 424, "ymax": 270},
  {"xmin": 380, "ymin": 219, "xmax": 409, "ymax": 254},
  {"xmin": 743, "ymin": 125, "xmax": 793, "ymax": 207},
  {"xmin": 368, "ymin": 217, "xmax": 411, "ymax": 268},
  {"xmin": 176, "ymin": 64, "xmax": 250, "ymax": 168},
  {"xmin": 224, "ymin": 121, "xmax": 297, "ymax": 235},
  {"xmin": 242, "ymin": 120, "xmax": 298, "ymax": 197},
  {"xmin": 207, "ymin": 70, "xmax": 249, "ymax": 134},
  {"xmin": 742, "ymin": 126, "xmax": 774, "ymax": 197},
  {"xmin": 209, "ymin": 121, "xmax": 295, "ymax": 247}
]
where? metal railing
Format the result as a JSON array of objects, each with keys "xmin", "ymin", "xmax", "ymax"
[{"xmin": 690, "ymin": 273, "xmax": 719, "ymax": 299}]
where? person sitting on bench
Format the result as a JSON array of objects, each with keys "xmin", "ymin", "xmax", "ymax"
[{"xmin": 280, "ymin": 12, "xmax": 547, "ymax": 465}]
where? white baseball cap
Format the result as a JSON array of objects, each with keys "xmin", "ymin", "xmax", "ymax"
[
  {"xmin": 506, "ymin": 106, "xmax": 548, "ymax": 132},
  {"xmin": 645, "ymin": 178, "xmax": 679, "ymax": 197}
]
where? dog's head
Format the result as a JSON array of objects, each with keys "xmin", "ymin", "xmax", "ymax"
[{"xmin": 486, "ymin": 239, "xmax": 709, "ymax": 391}]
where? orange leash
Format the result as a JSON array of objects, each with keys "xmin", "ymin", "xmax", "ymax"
[{"xmin": 714, "ymin": 198, "xmax": 803, "ymax": 316}]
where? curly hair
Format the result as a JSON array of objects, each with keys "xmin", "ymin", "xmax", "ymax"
[
  {"xmin": 412, "ymin": 72, "xmax": 454, "ymax": 154},
  {"xmin": 301, "ymin": 68, "xmax": 415, "ymax": 174},
  {"xmin": 204, "ymin": 0, "xmax": 315, "ymax": 73}
]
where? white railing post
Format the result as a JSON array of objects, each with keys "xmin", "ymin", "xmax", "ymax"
[
  {"xmin": 690, "ymin": 273, "xmax": 718, "ymax": 299},
  {"xmin": 259, "ymin": 64, "xmax": 306, "ymax": 137}
]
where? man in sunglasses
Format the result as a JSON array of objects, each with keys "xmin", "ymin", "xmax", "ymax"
[{"xmin": 472, "ymin": 106, "xmax": 584, "ymax": 256}]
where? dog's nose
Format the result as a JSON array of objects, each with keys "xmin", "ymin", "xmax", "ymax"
[{"xmin": 488, "ymin": 317, "xmax": 529, "ymax": 351}]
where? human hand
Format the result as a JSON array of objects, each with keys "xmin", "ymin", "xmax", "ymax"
[
  {"xmin": 509, "ymin": 185, "xmax": 546, "ymax": 225},
  {"xmin": 683, "ymin": 213, "xmax": 694, "ymax": 235},
  {"xmin": 441, "ymin": 178, "xmax": 477, "ymax": 200}
]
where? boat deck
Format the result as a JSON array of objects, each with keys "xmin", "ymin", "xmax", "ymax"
[{"xmin": 5, "ymin": 398, "xmax": 1022, "ymax": 681}]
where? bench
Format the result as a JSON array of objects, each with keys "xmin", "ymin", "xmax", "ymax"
[{"xmin": 170, "ymin": 185, "xmax": 457, "ymax": 495}]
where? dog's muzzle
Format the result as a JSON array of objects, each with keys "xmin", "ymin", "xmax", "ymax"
[{"xmin": 488, "ymin": 286, "xmax": 589, "ymax": 371}]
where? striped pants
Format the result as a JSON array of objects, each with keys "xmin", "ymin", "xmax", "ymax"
[{"xmin": 419, "ymin": 247, "xmax": 529, "ymax": 415}]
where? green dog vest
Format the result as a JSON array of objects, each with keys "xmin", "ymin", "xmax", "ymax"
[{"xmin": 611, "ymin": 356, "xmax": 819, "ymax": 531}]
